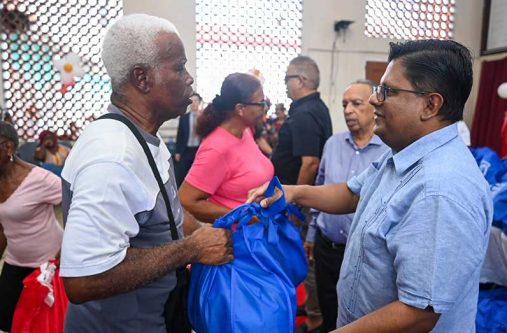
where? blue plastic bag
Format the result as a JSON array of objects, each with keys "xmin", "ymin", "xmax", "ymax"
[
  {"xmin": 470, "ymin": 147, "xmax": 507, "ymax": 235},
  {"xmin": 470, "ymin": 147, "xmax": 506, "ymax": 184},
  {"xmin": 476, "ymin": 287, "xmax": 507, "ymax": 333},
  {"xmin": 188, "ymin": 177, "xmax": 308, "ymax": 333}
]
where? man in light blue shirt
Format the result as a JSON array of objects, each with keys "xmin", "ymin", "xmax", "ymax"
[
  {"xmin": 304, "ymin": 80, "xmax": 388, "ymax": 331},
  {"xmin": 249, "ymin": 39, "xmax": 492, "ymax": 332}
]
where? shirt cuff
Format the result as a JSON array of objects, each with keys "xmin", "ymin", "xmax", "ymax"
[
  {"xmin": 347, "ymin": 176, "xmax": 361, "ymax": 195},
  {"xmin": 306, "ymin": 220, "xmax": 317, "ymax": 242},
  {"xmin": 398, "ymin": 287, "xmax": 454, "ymax": 314},
  {"xmin": 60, "ymin": 247, "xmax": 127, "ymax": 278}
]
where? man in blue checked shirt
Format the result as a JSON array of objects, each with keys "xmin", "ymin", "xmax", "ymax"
[
  {"xmin": 249, "ymin": 39, "xmax": 493, "ymax": 333},
  {"xmin": 304, "ymin": 79, "xmax": 388, "ymax": 332}
]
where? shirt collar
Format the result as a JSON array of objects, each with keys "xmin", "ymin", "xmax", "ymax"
[
  {"xmin": 288, "ymin": 92, "xmax": 321, "ymax": 116},
  {"xmin": 391, "ymin": 123, "xmax": 458, "ymax": 175},
  {"xmin": 345, "ymin": 132, "xmax": 384, "ymax": 149}
]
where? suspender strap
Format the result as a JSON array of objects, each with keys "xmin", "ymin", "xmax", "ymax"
[{"xmin": 99, "ymin": 113, "xmax": 180, "ymax": 241}]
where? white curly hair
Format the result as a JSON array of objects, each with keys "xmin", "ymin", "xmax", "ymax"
[{"xmin": 102, "ymin": 14, "xmax": 180, "ymax": 91}]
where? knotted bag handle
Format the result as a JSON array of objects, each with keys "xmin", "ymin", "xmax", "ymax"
[
  {"xmin": 213, "ymin": 177, "xmax": 304, "ymax": 230},
  {"xmin": 262, "ymin": 176, "xmax": 306, "ymax": 224}
]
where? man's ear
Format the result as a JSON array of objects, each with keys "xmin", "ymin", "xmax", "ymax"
[
  {"xmin": 130, "ymin": 65, "xmax": 150, "ymax": 93},
  {"xmin": 421, "ymin": 92, "xmax": 443, "ymax": 121}
]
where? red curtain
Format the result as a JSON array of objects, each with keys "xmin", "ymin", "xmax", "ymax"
[{"xmin": 471, "ymin": 57, "xmax": 507, "ymax": 154}]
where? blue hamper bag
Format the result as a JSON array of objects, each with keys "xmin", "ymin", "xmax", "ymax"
[{"xmin": 188, "ymin": 177, "xmax": 308, "ymax": 333}]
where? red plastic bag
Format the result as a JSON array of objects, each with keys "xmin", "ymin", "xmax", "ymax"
[{"xmin": 11, "ymin": 260, "xmax": 69, "ymax": 333}]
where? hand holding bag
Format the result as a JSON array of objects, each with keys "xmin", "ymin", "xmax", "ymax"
[{"xmin": 188, "ymin": 177, "xmax": 308, "ymax": 333}]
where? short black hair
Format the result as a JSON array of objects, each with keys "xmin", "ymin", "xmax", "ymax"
[
  {"xmin": 191, "ymin": 92, "xmax": 202, "ymax": 101},
  {"xmin": 0, "ymin": 121, "xmax": 19, "ymax": 149},
  {"xmin": 275, "ymin": 103, "xmax": 286, "ymax": 111},
  {"xmin": 195, "ymin": 73, "xmax": 261, "ymax": 138},
  {"xmin": 388, "ymin": 39, "xmax": 473, "ymax": 122}
]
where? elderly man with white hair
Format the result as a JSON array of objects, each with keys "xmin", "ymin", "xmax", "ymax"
[{"xmin": 59, "ymin": 14, "xmax": 233, "ymax": 333}]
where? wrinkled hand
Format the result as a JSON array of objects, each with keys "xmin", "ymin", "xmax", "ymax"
[
  {"xmin": 247, "ymin": 181, "xmax": 290, "ymax": 208},
  {"xmin": 304, "ymin": 241, "xmax": 314, "ymax": 265},
  {"xmin": 190, "ymin": 225, "xmax": 233, "ymax": 265}
]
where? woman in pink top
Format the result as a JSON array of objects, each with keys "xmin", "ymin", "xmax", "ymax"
[
  {"xmin": 0, "ymin": 121, "xmax": 63, "ymax": 332},
  {"xmin": 179, "ymin": 73, "xmax": 274, "ymax": 222}
]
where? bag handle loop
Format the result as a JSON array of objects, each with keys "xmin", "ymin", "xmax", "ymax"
[{"xmin": 213, "ymin": 177, "xmax": 306, "ymax": 230}]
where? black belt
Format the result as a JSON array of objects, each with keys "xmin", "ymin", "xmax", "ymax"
[{"xmin": 317, "ymin": 229, "xmax": 346, "ymax": 250}]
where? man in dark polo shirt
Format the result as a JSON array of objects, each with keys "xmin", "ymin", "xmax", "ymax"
[
  {"xmin": 272, "ymin": 56, "xmax": 332, "ymax": 186},
  {"xmin": 271, "ymin": 55, "xmax": 332, "ymax": 333}
]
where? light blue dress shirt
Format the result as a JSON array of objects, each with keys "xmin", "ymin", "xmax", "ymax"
[
  {"xmin": 338, "ymin": 123, "xmax": 493, "ymax": 332},
  {"xmin": 306, "ymin": 132, "xmax": 388, "ymax": 244}
]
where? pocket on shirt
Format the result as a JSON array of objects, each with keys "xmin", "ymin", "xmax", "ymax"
[
  {"xmin": 342, "ymin": 207, "xmax": 388, "ymax": 314},
  {"xmin": 361, "ymin": 207, "xmax": 388, "ymax": 251}
]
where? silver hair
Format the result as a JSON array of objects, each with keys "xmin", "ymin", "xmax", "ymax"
[
  {"xmin": 289, "ymin": 55, "xmax": 320, "ymax": 89},
  {"xmin": 351, "ymin": 79, "xmax": 376, "ymax": 93},
  {"xmin": 102, "ymin": 14, "xmax": 180, "ymax": 92}
]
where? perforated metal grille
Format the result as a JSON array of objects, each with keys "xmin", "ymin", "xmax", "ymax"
[
  {"xmin": 196, "ymin": 0, "xmax": 302, "ymax": 107},
  {"xmin": 365, "ymin": 0, "xmax": 455, "ymax": 40},
  {"xmin": 1, "ymin": 0, "xmax": 122, "ymax": 140}
]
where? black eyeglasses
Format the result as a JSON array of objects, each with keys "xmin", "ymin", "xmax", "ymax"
[
  {"xmin": 284, "ymin": 75, "xmax": 301, "ymax": 84},
  {"xmin": 241, "ymin": 99, "xmax": 270, "ymax": 108},
  {"xmin": 373, "ymin": 85, "xmax": 430, "ymax": 102}
]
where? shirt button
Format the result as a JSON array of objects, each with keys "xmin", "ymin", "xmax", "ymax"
[
  {"xmin": 340, "ymin": 230, "xmax": 344, "ymax": 234},
  {"xmin": 355, "ymin": 151, "xmax": 359, "ymax": 155}
]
